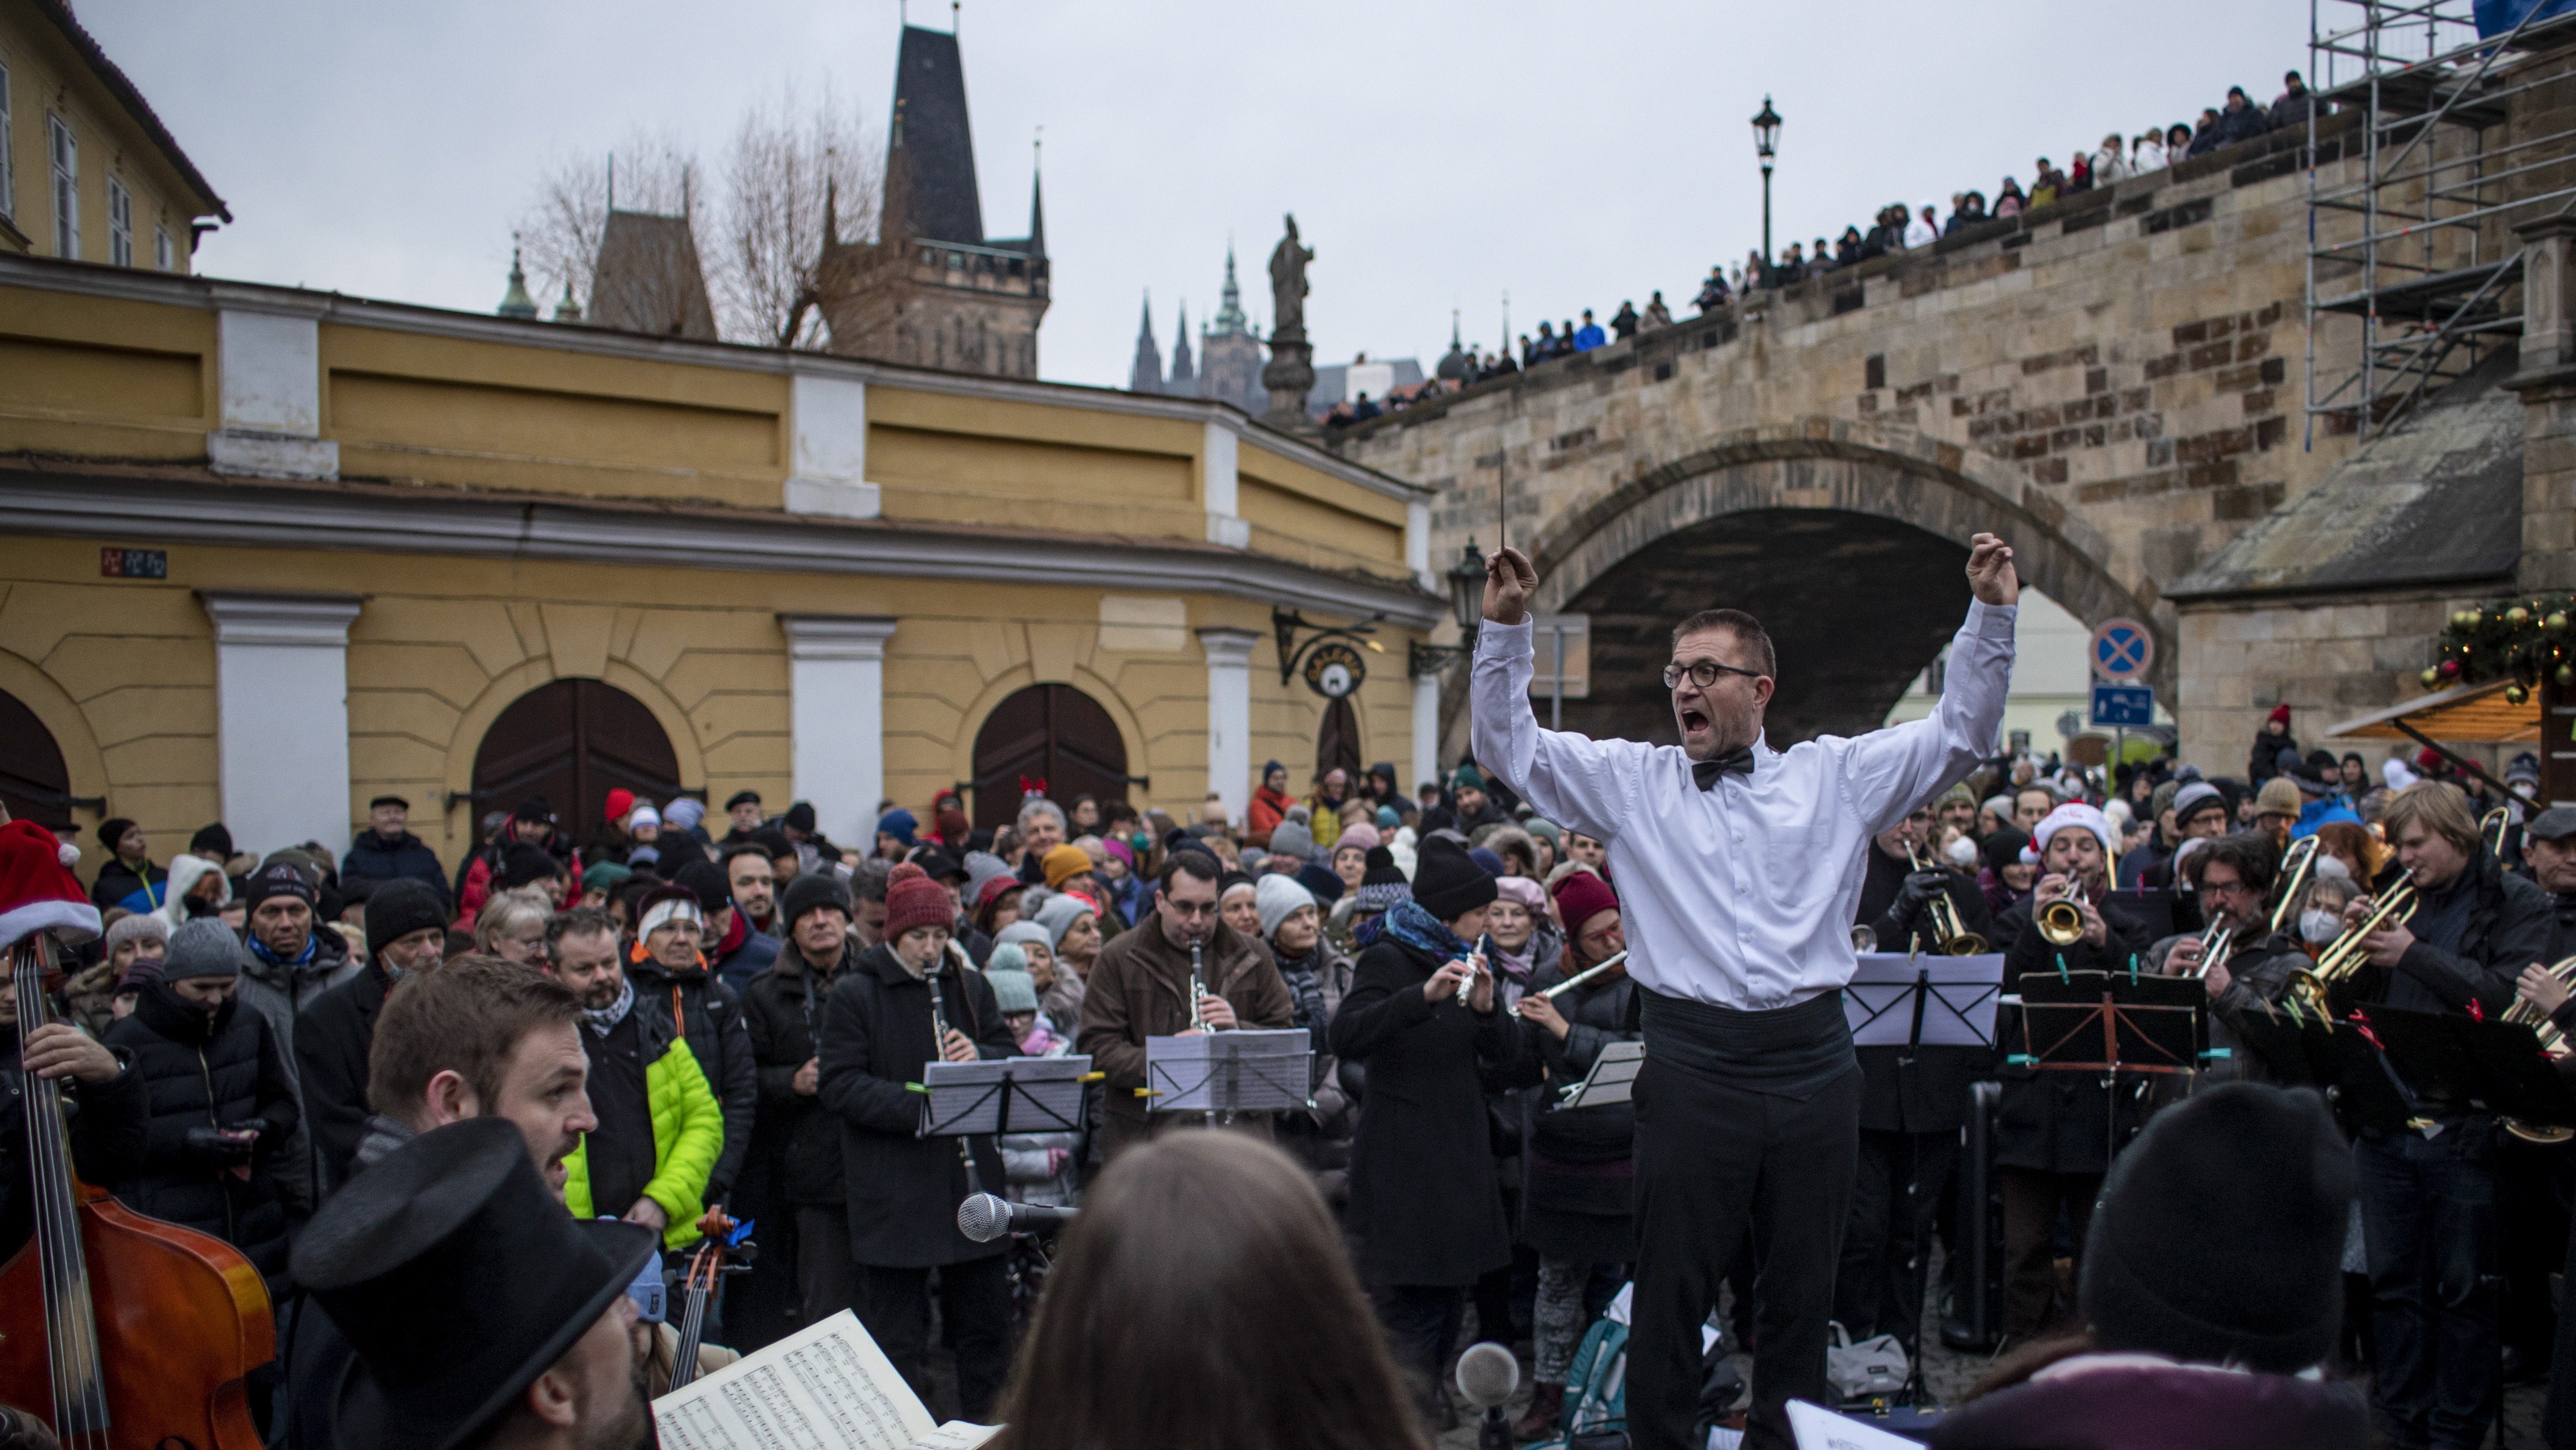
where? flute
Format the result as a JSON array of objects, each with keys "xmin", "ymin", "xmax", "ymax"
[{"xmin": 1512, "ymin": 951, "xmax": 1631, "ymax": 1015}]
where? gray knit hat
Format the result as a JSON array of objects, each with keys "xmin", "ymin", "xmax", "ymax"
[
  {"xmin": 1268, "ymin": 806, "xmax": 1316, "ymax": 864},
  {"xmin": 102, "ymin": 912, "xmax": 169, "ymax": 954},
  {"xmin": 985, "ymin": 966, "xmax": 1041, "ymax": 1014},
  {"xmin": 164, "ymin": 918, "xmax": 242, "ymax": 981}
]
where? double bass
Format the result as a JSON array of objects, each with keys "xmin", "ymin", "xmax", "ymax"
[{"xmin": 0, "ymin": 929, "xmax": 271, "ymax": 1449}]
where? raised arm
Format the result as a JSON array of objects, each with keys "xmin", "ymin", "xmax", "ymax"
[
  {"xmin": 1469, "ymin": 546, "xmax": 1649, "ymax": 842},
  {"xmin": 1843, "ymin": 534, "xmax": 2020, "ymax": 833}
]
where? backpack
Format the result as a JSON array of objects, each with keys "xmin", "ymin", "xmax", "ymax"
[{"xmin": 1824, "ymin": 1321, "xmax": 1909, "ymax": 1403}]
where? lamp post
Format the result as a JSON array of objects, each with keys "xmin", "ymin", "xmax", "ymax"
[{"xmin": 1751, "ymin": 95, "xmax": 1781, "ymax": 267}]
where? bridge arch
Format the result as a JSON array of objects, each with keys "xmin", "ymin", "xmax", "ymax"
[{"xmin": 1517, "ymin": 425, "xmax": 2160, "ymax": 745}]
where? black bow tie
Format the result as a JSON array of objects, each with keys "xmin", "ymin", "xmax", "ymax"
[{"xmin": 1693, "ymin": 747, "xmax": 1757, "ymax": 790}]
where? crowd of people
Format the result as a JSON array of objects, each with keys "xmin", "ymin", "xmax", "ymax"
[{"xmin": 11, "ymin": 658, "xmax": 2576, "ymax": 1449}]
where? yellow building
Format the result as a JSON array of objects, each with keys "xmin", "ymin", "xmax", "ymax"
[
  {"xmin": 0, "ymin": 0, "xmax": 228, "ymax": 269},
  {"xmin": 0, "ymin": 251, "xmax": 1443, "ymax": 872}
]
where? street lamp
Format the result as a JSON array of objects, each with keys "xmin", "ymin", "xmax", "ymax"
[{"xmin": 1751, "ymin": 95, "xmax": 1781, "ymax": 267}]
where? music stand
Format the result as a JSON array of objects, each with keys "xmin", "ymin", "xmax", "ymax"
[
  {"xmin": 920, "ymin": 1056, "xmax": 1095, "ymax": 1138},
  {"xmin": 1144, "ymin": 1029, "xmax": 1312, "ymax": 1121},
  {"xmin": 1554, "ymin": 1040, "xmax": 1643, "ymax": 1108},
  {"xmin": 2226, "ymin": 998, "xmax": 2415, "ymax": 1136},
  {"xmin": 2013, "ymin": 970, "xmax": 2205, "ymax": 1161},
  {"xmin": 2361, "ymin": 1007, "xmax": 2576, "ymax": 1130},
  {"xmin": 1844, "ymin": 953, "xmax": 2005, "ymax": 1050}
]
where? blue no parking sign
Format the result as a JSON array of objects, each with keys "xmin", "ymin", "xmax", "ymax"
[{"xmin": 2089, "ymin": 618, "xmax": 2154, "ymax": 683}]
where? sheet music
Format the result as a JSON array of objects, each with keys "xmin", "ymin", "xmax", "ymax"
[
  {"xmin": 1842, "ymin": 953, "xmax": 2003, "ymax": 1048},
  {"xmin": 905, "ymin": 1424, "xmax": 1001, "ymax": 1450},
  {"xmin": 922, "ymin": 1056, "xmax": 1091, "ymax": 1136},
  {"xmin": 1556, "ymin": 1039, "xmax": 1643, "ymax": 1108},
  {"xmin": 1146, "ymin": 1029, "xmax": 1311, "ymax": 1113},
  {"xmin": 1786, "ymin": 1399, "xmax": 1918, "ymax": 1450},
  {"xmin": 653, "ymin": 1309, "xmax": 936, "ymax": 1450}
]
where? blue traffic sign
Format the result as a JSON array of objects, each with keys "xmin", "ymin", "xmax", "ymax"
[
  {"xmin": 2089, "ymin": 618, "xmax": 2155, "ymax": 682},
  {"xmin": 2090, "ymin": 682, "xmax": 2155, "ymax": 728}
]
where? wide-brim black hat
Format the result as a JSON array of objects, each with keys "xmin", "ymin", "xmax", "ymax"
[{"xmin": 295, "ymin": 1118, "xmax": 659, "ymax": 1450}]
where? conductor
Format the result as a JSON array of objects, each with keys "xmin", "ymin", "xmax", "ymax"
[{"xmin": 1471, "ymin": 535, "xmax": 2019, "ymax": 1450}]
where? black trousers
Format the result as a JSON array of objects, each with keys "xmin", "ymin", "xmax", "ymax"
[
  {"xmin": 2359, "ymin": 1126, "xmax": 2499, "ymax": 1450},
  {"xmin": 1630, "ymin": 1058, "xmax": 1860, "ymax": 1450},
  {"xmin": 797, "ymin": 1204, "xmax": 858, "ymax": 1328},
  {"xmin": 1380, "ymin": 1283, "xmax": 1467, "ymax": 1403},
  {"xmin": 1833, "ymin": 1128, "xmax": 1958, "ymax": 1355},
  {"xmin": 1998, "ymin": 1168, "xmax": 2100, "ymax": 1338},
  {"xmin": 852, "ymin": 1255, "xmax": 1011, "ymax": 1422}
]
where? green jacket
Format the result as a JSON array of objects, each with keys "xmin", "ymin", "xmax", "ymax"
[{"xmin": 564, "ymin": 1008, "xmax": 724, "ymax": 1248}]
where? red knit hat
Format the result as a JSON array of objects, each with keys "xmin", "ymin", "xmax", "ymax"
[
  {"xmin": 2267, "ymin": 703, "xmax": 2292, "ymax": 726},
  {"xmin": 884, "ymin": 871, "xmax": 953, "ymax": 943},
  {"xmin": 605, "ymin": 788, "xmax": 635, "ymax": 824},
  {"xmin": 1550, "ymin": 867, "xmax": 1620, "ymax": 941},
  {"xmin": 0, "ymin": 819, "xmax": 102, "ymax": 947}
]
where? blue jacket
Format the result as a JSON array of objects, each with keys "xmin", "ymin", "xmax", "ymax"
[
  {"xmin": 2292, "ymin": 799, "xmax": 2361, "ymax": 839},
  {"xmin": 1573, "ymin": 323, "xmax": 1607, "ymax": 351},
  {"xmin": 341, "ymin": 829, "xmax": 451, "ymax": 909}
]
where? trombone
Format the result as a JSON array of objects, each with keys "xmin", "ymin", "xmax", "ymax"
[
  {"xmin": 1906, "ymin": 840, "xmax": 1989, "ymax": 955},
  {"xmin": 2505, "ymin": 954, "xmax": 2576, "ymax": 1144},
  {"xmin": 2287, "ymin": 868, "xmax": 2418, "ymax": 1014},
  {"xmin": 2267, "ymin": 835, "xmax": 2320, "ymax": 936}
]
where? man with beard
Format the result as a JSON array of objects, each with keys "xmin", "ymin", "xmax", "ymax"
[
  {"xmin": 277, "ymin": 953, "xmax": 599, "ymax": 1450},
  {"xmin": 293, "ymin": 1118, "xmax": 659, "ymax": 1450},
  {"xmin": 546, "ymin": 902, "xmax": 725, "ymax": 1249},
  {"xmin": 294, "ymin": 876, "xmax": 451, "ymax": 1198}
]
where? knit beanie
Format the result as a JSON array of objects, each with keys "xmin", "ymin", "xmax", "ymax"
[
  {"xmin": 1980, "ymin": 826, "xmax": 2031, "ymax": 875},
  {"xmin": 1294, "ymin": 861, "xmax": 1345, "ymax": 906},
  {"xmin": 883, "ymin": 871, "xmax": 953, "ymax": 943},
  {"xmin": 243, "ymin": 861, "xmax": 317, "ymax": 912},
  {"xmin": 784, "ymin": 802, "xmax": 819, "ymax": 834},
  {"xmin": 364, "ymin": 878, "xmax": 449, "ymax": 959},
  {"xmin": 1334, "ymin": 821, "xmax": 1381, "ymax": 855},
  {"xmin": 984, "ymin": 966, "xmax": 1041, "ymax": 1014},
  {"xmin": 2172, "ymin": 781, "xmax": 2225, "ymax": 829},
  {"xmin": 1550, "ymin": 868, "xmax": 1619, "ymax": 940},
  {"xmin": 2267, "ymin": 703, "xmax": 2292, "ymax": 727},
  {"xmin": 673, "ymin": 860, "xmax": 732, "ymax": 919},
  {"xmin": 1353, "ymin": 847, "xmax": 1410, "ymax": 916},
  {"xmin": 877, "ymin": 808, "xmax": 919, "ymax": 847},
  {"xmin": 1042, "ymin": 843, "xmax": 1094, "ymax": 890},
  {"xmin": 1268, "ymin": 807, "xmax": 1316, "ymax": 865},
  {"xmin": 103, "ymin": 911, "xmax": 168, "ymax": 955},
  {"xmin": 995, "ymin": 921, "xmax": 1052, "ymax": 953},
  {"xmin": 2255, "ymin": 776, "xmax": 2304, "ymax": 817},
  {"xmin": 164, "ymin": 918, "xmax": 241, "ymax": 981},
  {"xmin": 2148, "ymin": 780, "xmax": 2181, "ymax": 824},
  {"xmin": 498, "ymin": 842, "xmax": 563, "ymax": 890},
  {"xmin": 1450, "ymin": 764, "xmax": 1486, "ymax": 792},
  {"xmin": 1256, "ymin": 874, "xmax": 1318, "ymax": 941},
  {"xmin": 663, "ymin": 797, "xmax": 707, "ymax": 833},
  {"xmin": 1377, "ymin": 805, "xmax": 1401, "ymax": 830},
  {"xmin": 780, "ymin": 872, "xmax": 852, "ymax": 930},
  {"xmin": 1411, "ymin": 836, "xmax": 1497, "ymax": 923},
  {"xmin": 1032, "ymin": 893, "xmax": 1092, "ymax": 948},
  {"xmin": 963, "ymin": 851, "xmax": 1015, "ymax": 901},
  {"xmin": 96, "ymin": 817, "xmax": 137, "ymax": 853},
  {"xmin": 2079, "ymin": 1083, "xmax": 2351, "ymax": 1373},
  {"xmin": 581, "ymin": 861, "xmax": 632, "ymax": 899},
  {"xmin": 604, "ymin": 788, "xmax": 635, "ymax": 825},
  {"xmin": 189, "ymin": 822, "xmax": 234, "ymax": 859}
]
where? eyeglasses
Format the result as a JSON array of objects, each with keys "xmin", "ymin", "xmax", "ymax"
[{"xmin": 1662, "ymin": 659, "xmax": 1765, "ymax": 690}]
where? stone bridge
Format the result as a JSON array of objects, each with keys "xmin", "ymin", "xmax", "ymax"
[{"xmin": 1331, "ymin": 115, "xmax": 2380, "ymax": 760}]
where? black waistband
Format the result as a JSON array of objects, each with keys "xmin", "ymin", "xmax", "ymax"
[{"xmin": 1638, "ymin": 987, "xmax": 1857, "ymax": 1100}]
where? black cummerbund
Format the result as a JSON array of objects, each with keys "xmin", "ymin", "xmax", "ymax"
[{"xmin": 1638, "ymin": 986, "xmax": 1857, "ymax": 1100}]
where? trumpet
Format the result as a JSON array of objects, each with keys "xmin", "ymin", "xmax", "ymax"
[
  {"xmin": 2287, "ymin": 868, "xmax": 2418, "ymax": 1014},
  {"xmin": 2184, "ymin": 917, "xmax": 2234, "ymax": 979},
  {"xmin": 2035, "ymin": 879, "xmax": 2088, "ymax": 947},
  {"xmin": 2506, "ymin": 953, "xmax": 2576, "ymax": 1144},
  {"xmin": 2268, "ymin": 835, "xmax": 2320, "ymax": 936},
  {"xmin": 1906, "ymin": 841, "xmax": 1989, "ymax": 955}
]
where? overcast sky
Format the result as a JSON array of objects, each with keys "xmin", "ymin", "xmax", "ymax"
[{"xmin": 83, "ymin": 1, "xmax": 2314, "ymax": 391}]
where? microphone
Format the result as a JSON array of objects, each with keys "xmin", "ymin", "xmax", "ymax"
[
  {"xmin": 957, "ymin": 1192, "xmax": 1076, "ymax": 1243},
  {"xmin": 1455, "ymin": 1342, "xmax": 1520, "ymax": 1450}
]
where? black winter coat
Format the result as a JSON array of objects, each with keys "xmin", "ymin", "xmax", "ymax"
[
  {"xmin": 817, "ymin": 943, "xmax": 1016, "ymax": 1268},
  {"xmin": 103, "ymin": 984, "xmax": 301, "ymax": 1295},
  {"xmin": 1991, "ymin": 892, "xmax": 2152, "ymax": 1175},
  {"xmin": 628, "ymin": 950, "xmax": 758, "ymax": 1201},
  {"xmin": 1520, "ymin": 952, "xmax": 1638, "ymax": 1261},
  {"xmin": 89, "ymin": 856, "xmax": 165, "ymax": 911},
  {"xmin": 293, "ymin": 961, "xmax": 395, "ymax": 1203},
  {"xmin": 2247, "ymin": 727, "xmax": 2300, "ymax": 785},
  {"xmin": 1332, "ymin": 934, "xmax": 1535, "ymax": 1287},
  {"xmin": 339, "ymin": 829, "xmax": 450, "ymax": 909},
  {"xmin": 741, "ymin": 941, "xmax": 852, "ymax": 1207},
  {"xmin": 1, "ymin": 1033, "xmax": 147, "ymax": 1262}
]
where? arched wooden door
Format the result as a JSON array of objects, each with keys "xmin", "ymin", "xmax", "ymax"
[
  {"xmin": 968, "ymin": 684, "xmax": 1132, "ymax": 829},
  {"xmin": 471, "ymin": 680, "xmax": 684, "ymax": 834},
  {"xmin": 0, "ymin": 689, "xmax": 81, "ymax": 829}
]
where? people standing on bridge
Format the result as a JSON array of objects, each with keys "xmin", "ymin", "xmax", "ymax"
[
  {"xmin": 1696, "ymin": 268, "xmax": 1732, "ymax": 312},
  {"xmin": 1995, "ymin": 177, "xmax": 2025, "ymax": 218},
  {"xmin": 1574, "ymin": 309, "xmax": 1607, "ymax": 349},
  {"xmin": 2132, "ymin": 129, "xmax": 2169, "ymax": 172},
  {"xmin": 1642, "ymin": 291, "xmax": 1673, "ymax": 329},
  {"xmin": 2273, "ymin": 70, "xmax": 2316, "ymax": 129},
  {"xmin": 2092, "ymin": 133, "xmax": 2128, "ymax": 185},
  {"xmin": 1471, "ymin": 531, "xmax": 2020, "ymax": 1450}
]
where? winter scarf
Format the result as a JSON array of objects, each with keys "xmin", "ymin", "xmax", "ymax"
[
  {"xmin": 1381, "ymin": 898, "xmax": 1474, "ymax": 962},
  {"xmin": 583, "ymin": 977, "xmax": 636, "ymax": 1037}
]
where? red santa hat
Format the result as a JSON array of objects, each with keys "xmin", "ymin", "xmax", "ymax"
[{"xmin": 0, "ymin": 818, "xmax": 102, "ymax": 948}]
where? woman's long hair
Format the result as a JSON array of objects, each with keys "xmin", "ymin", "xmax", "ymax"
[{"xmin": 987, "ymin": 1132, "xmax": 1426, "ymax": 1450}]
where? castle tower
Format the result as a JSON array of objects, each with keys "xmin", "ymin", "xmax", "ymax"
[
  {"xmin": 1129, "ymin": 292, "xmax": 1164, "ymax": 394},
  {"xmin": 1198, "ymin": 243, "xmax": 1267, "ymax": 416},
  {"xmin": 1168, "ymin": 300, "xmax": 1195, "ymax": 392}
]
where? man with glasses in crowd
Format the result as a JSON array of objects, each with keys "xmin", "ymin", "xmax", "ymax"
[{"xmin": 1472, "ymin": 533, "xmax": 2020, "ymax": 1450}]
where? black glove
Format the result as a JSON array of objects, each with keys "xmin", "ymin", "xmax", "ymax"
[
  {"xmin": 1892, "ymin": 870, "xmax": 1949, "ymax": 928},
  {"xmin": 182, "ymin": 1125, "xmax": 254, "ymax": 1168}
]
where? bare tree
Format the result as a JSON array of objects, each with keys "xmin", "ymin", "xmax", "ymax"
[
  {"xmin": 516, "ymin": 128, "xmax": 702, "ymax": 312},
  {"xmin": 713, "ymin": 83, "xmax": 881, "ymax": 349}
]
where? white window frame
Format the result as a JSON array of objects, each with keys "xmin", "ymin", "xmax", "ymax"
[
  {"xmin": 0, "ymin": 59, "xmax": 14, "ymax": 222},
  {"xmin": 154, "ymin": 224, "xmax": 172, "ymax": 270},
  {"xmin": 107, "ymin": 175, "xmax": 130, "ymax": 266},
  {"xmin": 48, "ymin": 113, "xmax": 77, "ymax": 258}
]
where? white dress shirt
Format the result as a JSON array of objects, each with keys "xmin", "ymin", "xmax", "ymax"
[{"xmin": 1470, "ymin": 602, "xmax": 2016, "ymax": 1011}]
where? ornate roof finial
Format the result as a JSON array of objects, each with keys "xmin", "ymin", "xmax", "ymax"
[{"xmin": 498, "ymin": 238, "xmax": 538, "ymax": 320}]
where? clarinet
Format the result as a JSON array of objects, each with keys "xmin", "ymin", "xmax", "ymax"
[
  {"xmin": 929, "ymin": 953, "xmax": 984, "ymax": 1194},
  {"xmin": 1189, "ymin": 941, "xmax": 1219, "ymax": 1127}
]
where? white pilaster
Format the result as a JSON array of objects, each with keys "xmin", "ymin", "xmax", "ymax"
[
  {"xmin": 1202, "ymin": 423, "xmax": 1249, "ymax": 549},
  {"xmin": 783, "ymin": 372, "xmax": 880, "ymax": 519},
  {"xmin": 208, "ymin": 299, "xmax": 337, "ymax": 480},
  {"xmin": 781, "ymin": 615, "xmax": 899, "ymax": 844},
  {"xmin": 1413, "ymin": 668, "xmax": 1442, "ymax": 801},
  {"xmin": 1406, "ymin": 498, "xmax": 1432, "ymax": 589},
  {"xmin": 1199, "ymin": 627, "xmax": 1261, "ymax": 825},
  {"xmin": 200, "ymin": 593, "xmax": 362, "ymax": 856}
]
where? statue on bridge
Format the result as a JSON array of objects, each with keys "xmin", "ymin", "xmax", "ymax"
[{"xmin": 1262, "ymin": 214, "xmax": 1320, "ymax": 434}]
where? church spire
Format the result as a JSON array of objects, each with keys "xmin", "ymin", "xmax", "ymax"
[
  {"xmin": 497, "ymin": 245, "xmax": 539, "ymax": 320},
  {"xmin": 1210, "ymin": 241, "xmax": 1250, "ymax": 339},
  {"xmin": 1128, "ymin": 291, "xmax": 1164, "ymax": 394},
  {"xmin": 1169, "ymin": 300, "xmax": 1195, "ymax": 388},
  {"xmin": 1026, "ymin": 131, "xmax": 1046, "ymax": 258}
]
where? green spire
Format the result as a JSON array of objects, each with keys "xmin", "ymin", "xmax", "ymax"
[{"xmin": 497, "ymin": 245, "xmax": 538, "ymax": 320}]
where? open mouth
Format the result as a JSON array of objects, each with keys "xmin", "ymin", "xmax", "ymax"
[{"xmin": 1680, "ymin": 708, "xmax": 1712, "ymax": 735}]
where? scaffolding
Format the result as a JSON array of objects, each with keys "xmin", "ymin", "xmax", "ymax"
[{"xmin": 2306, "ymin": 0, "xmax": 2576, "ymax": 443}]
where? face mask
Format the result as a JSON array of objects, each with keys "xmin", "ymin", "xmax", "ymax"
[{"xmin": 2300, "ymin": 909, "xmax": 2341, "ymax": 944}]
